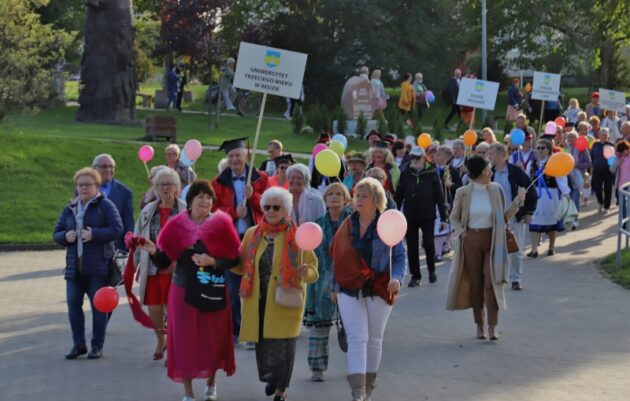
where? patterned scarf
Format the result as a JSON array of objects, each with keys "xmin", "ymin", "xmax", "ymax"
[{"xmin": 240, "ymin": 218, "xmax": 300, "ymax": 298}]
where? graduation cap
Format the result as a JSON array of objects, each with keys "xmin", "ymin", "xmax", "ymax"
[
  {"xmin": 317, "ymin": 132, "xmax": 331, "ymax": 144},
  {"xmin": 274, "ymin": 154, "xmax": 295, "ymax": 166},
  {"xmin": 365, "ymin": 130, "xmax": 382, "ymax": 141},
  {"xmin": 372, "ymin": 140, "xmax": 389, "ymax": 149},
  {"xmin": 218, "ymin": 137, "xmax": 248, "ymax": 154}
]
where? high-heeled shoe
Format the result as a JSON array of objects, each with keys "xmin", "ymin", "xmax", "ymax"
[
  {"xmin": 153, "ymin": 345, "xmax": 166, "ymax": 360},
  {"xmin": 526, "ymin": 251, "xmax": 538, "ymax": 258},
  {"xmin": 476, "ymin": 325, "xmax": 486, "ymax": 340},
  {"xmin": 488, "ymin": 326, "xmax": 499, "ymax": 341}
]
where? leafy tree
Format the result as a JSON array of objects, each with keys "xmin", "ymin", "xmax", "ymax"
[
  {"xmin": 356, "ymin": 112, "xmax": 368, "ymax": 137},
  {"xmin": 0, "ymin": 0, "xmax": 73, "ymax": 120}
]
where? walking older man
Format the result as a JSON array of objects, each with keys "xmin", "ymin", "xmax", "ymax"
[
  {"xmin": 212, "ymin": 138, "xmax": 268, "ymax": 347},
  {"xmin": 92, "ymin": 154, "xmax": 134, "ymax": 251},
  {"xmin": 488, "ymin": 143, "xmax": 537, "ymax": 290}
]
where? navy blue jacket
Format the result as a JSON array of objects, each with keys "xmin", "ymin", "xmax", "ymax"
[
  {"xmin": 105, "ymin": 179, "xmax": 134, "ymax": 251},
  {"xmin": 492, "ymin": 163, "xmax": 537, "ymax": 222},
  {"xmin": 507, "ymin": 85, "xmax": 522, "ymax": 107},
  {"xmin": 53, "ymin": 195, "xmax": 123, "ymax": 280}
]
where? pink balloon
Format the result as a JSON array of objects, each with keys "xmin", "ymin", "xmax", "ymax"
[
  {"xmin": 138, "ymin": 145, "xmax": 155, "ymax": 162},
  {"xmin": 376, "ymin": 210, "xmax": 407, "ymax": 247},
  {"xmin": 544, "ymin": 122, "xmax": 557, "ymax": 135},
  {"xmin": 183, "ymin": 139, "xmax": 203, "ymax": 161},
  {"xmin": 295, "ymin": 222, "xmax": 323, "ymax": 251},
  {"xmin": 603, "ymin": 145, "xmax": 615, "ymax": 160},
  {"xmin": 312, "ymin": 144, "xmax": 327, "ymax": 158}
]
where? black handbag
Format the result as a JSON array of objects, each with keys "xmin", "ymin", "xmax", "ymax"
[
  {"xmin": 335, "ymin": 305, "xmax": 348, "ymax": 353},
  {"xmin": 108, "ymin": 253, "xmax": 124, "ymax": 287},
  {"xmin": 184, "ymin": 262, "xmax": 227, "ymax": 312}
]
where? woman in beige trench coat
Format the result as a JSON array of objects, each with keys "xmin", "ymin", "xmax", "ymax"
[{"xmin": 445, "ymin": 156, "xmax": 524, "ymax": 340}]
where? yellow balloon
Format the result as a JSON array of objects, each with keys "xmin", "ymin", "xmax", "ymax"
[
  {"xmin": 417, "ymin": 133, "xmax": 431, "ymax": 149},
  {"xmin": 315, "ymin": 149, "xmax": 341, "ymax": 177},
  {"xmin": 329, "ymin": 140, "xmax": 345, "ymax": 157}
]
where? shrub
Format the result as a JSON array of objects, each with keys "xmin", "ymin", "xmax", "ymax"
[
  {"xmin": 305, "ymin": 105, "xmax": 321, "ymax": 132},
  {"xmin": 356, "ymin": 111, "xmax": 368, "ymax": 137},
  {"xmin": 291, "ymin": 105, "xmax": 304, "ymax": 134},
  {"xmin": 377, "ymin": 112, "xmax": 388, "ymax": 134},
  {"xmin": 336, "ymin": 107, "xmax": 347, "ymax": 134}
]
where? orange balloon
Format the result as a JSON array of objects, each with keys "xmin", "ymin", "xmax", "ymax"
[
  {"xmin": 417, "ymin": 133, "xmax": 432, "ymax": 149},
  {"xmin": 463, "ymin": 130, "xmax": 478, "ymax": 147},
  {"xmin": 544, "ymin": 152, "xmax": 575, "ymax": 177}
]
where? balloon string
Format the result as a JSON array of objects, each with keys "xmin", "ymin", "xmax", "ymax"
[{"xmin": 143, "ymin": 161, "xmax": 150, "ymax": 178}]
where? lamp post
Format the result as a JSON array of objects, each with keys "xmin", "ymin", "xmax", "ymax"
[{"xmin": 481, "ymin": 0, "xmax": 488, "ymax": 125}]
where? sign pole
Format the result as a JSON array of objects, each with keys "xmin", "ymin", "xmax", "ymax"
[
  {"xmin": 469, "ymin": 107, "xmax": 476, "ymax": 130},
  {"xmin": 246, "ymin": 92, "xmax": 268, "ymax": 186},
  {"xmin": 538, "ymin": 100, "xmax": 545, "ymax": 136},
  {"xmin": 216, "ymin": 76, "xmax": 222, "ymax": 129}
]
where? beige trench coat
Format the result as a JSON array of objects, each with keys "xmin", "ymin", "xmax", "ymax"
[
  {"xmin": 133, "ymin": 198, "xmax": 186, "ymax": 303},
  {"xmin": 446, "ymin": 182, "xmax": 520, "ymax": 311}
]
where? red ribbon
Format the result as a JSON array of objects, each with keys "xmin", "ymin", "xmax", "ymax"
[{"xmin": 123, "ymin": 232, "xmax": 159, "ymax": 331}]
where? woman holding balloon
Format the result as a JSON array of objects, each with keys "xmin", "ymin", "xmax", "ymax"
[
  {"xmin": 53, "ymin": 167, "xmax": 123, "ymax": 360},
  {"xmin": 133, "ymin": 167, "xmax": 186, "ymax": 361},
  {"xmin": 164, "ymin": 143, "xmax": 197, "ymax": 186},
  {"xmin": 565, "ymin": 132, "xmax": 592, "ymax": 215},
  {"xmin": 330, "ymin": 177, "xmax": 407, "ymax": 401},
  {"xmin": 590, "ymin": 128, "xmax": 616, "ymax": 214},
  {"xmin": 526, "ymin": 139, "xmax": 572, "ymax": 257},
  {"xmin": 235, "ymin": 187, "xmax": 318, "ymax": 401},
  {"xmin": 304, "ymin": 183, "xmax": 352, "ymax": 382}
]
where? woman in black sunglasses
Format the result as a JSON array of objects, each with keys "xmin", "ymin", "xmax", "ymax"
[
  {"xmin": 234, "ymin": 187, "xmax": 318, "ymax": 401},
  {"xmin": 526, "ymin": 139, "xmax": 571, "ymax": 257}
]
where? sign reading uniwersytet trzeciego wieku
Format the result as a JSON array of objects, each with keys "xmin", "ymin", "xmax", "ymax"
[{"xmin": 233, "ymin": 42, "xmax": 308, "ymax": 99}]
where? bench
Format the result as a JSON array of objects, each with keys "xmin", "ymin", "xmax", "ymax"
[
  {"xmin": 137, "ymin": 93, "xmax": 153, "ymax": 108},
  {"xmin": 145, "ymin": 116, "xmax": 177, "ymax": 142}
]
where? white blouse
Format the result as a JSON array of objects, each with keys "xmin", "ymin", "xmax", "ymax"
[{"xmin": 468, "ymin": 182, "xmax": 493, "ymax": 229}]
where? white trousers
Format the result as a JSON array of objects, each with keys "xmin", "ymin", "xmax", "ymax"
[{"xmin": 337, "ymin": 293, "xmax": 393, "ymax": 375}]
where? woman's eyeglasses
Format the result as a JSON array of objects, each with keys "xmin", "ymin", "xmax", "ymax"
[
  {"xmin": 262, "ymin": 205, "xmax": 282, "ymax": 212},
  {"xmin": 76, "ymin": 183, "xmax": 96, "ymax": 188},
  {"xmin": 410, "ymin": 156, "xmax": 423, "ymax": 161},
  {"xmin": 536, "ymin": 146, "xmax": 548, "ymax": 150}
]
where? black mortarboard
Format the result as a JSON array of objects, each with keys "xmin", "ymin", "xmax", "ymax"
[
  {"xmin": 218, "ymin": 137, "xmax": 248, "ymax": 154},
  {"xmin": 274, "ymin": 154, "xmax": 295, "ymax": 166},
  {"xmin": 372, "ymin": 140, "xmax": 389, "ymax": 149}
]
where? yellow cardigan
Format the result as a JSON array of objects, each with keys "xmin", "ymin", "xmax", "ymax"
[
  {"xmin": 398, "ymin": 81, "xmax": 415, "ymax": 112},
  {"xmin": 232, "ymin": 226, "xmax": 318, "ymax": 342}
]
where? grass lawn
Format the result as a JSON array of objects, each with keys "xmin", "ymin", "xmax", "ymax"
[{"xmin": 600, "ymin": 248, "xmax": 630, "ymax": 289}]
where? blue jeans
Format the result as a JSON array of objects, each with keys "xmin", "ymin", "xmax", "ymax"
[
  {"xmin": 165, "ymin": 90, "xmax": 177, "ymax": 110},
  {"xmin": 66, "ymin": 274, "xmax": 109, "ymax": 349},
  {"xmin": 224, "ymin": 270, "xmax": 242, "ymax": 339},
  {"xmin": 570, "ymin": 188, "xmax": 581, "ymax": 213}
]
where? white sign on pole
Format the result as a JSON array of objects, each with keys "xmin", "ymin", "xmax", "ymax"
[
  {"xmin": 456, "ymin": 78, "xmax": 500, "ymax": 110},
  {"xmin": 599, "ymin": 88, "xmax": 627, "ymax": 113},
  {"xmin": 233, "ymin": 42, "xmax": 307, "ymax": 99},
  {"xmin": 531, "ymin": 71, "xmax": 561, "ymax": 101}
]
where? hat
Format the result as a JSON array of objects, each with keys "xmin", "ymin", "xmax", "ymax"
[
  {"xmin": 524, "ymin": 128, "xmax": 534, "ymax": 140},
  {"xmin": 365, "ymin": 130, "xmax": 382, "ymax": 141},
  {"xmin": 218, "ymin": 137, "xmax": 248, "ymax": 154},
  {"xmin": 384, "ymin": 133, "xmax": 397, "ymax": 143},
  {"xmin": 317, "ymin": 132, "xmax": 331, "ymax": 144},
  {"xmin": 274, "ymin": 154, "xmax": 295, "ymax": 166},
  {"xmin": 591, "ymin": 92, "xmax": 600, "ymax": 99},
  {"xmin": 372, "ymin": 140, "xmax": 389, "ymax": 149},
  {"xmin": 346, "ymin": 151, "xmax": 366, "ymax": 164},
  {"xmin": 465, "ymin": 155, "xmax": 489, "ymax": 179},
  {"xmin": 408, "ymin": 146, "xmax": 426, "ymax": 157}
]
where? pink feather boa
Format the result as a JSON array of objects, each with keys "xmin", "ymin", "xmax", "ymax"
[{"xmin": 156, "ymin": 210, "xmax": 241, "ymax": 261}]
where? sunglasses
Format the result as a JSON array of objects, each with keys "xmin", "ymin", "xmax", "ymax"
[
  {"xmin": 410, "ymin": 156, "xmax": 424, "ymax": 161},
  {"xmin": 262, "ymin": 205, "xmax": 282, "ymax": 212},
  {"xmin": 536, "ymin": 147, "xmax": 548, "ymax": 150}
]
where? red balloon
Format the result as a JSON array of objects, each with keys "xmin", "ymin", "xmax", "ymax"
[
  {"xmin": 554, "ymin": 116, "xmax": 566, "ymax": 128},
  {"xmin": 575, "ymin": 136, "xmax": 588, "ymax": 152},
  {"xmin": 94, "ymin": 286, "xmax": 119, "ymax": 313}
]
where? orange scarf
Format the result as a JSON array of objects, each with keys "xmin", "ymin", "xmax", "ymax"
[{"xmin": 240, "ymin": 218, "xmax": 300, "ymax": 298}]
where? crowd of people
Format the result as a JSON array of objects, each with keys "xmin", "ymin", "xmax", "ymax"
[{"xmin": 53, "ymin": 102, "xmax": 629, "ymax": 400}]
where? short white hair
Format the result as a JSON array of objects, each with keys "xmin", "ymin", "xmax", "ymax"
[
  {"xmin": 600, "ymin": 127, "xmax": 610, "ymax": 137},
  {"xmin": 152, "ymin": 167, "xmax": 181, "ymax": 192},
  {"xmin": 93, "ymin": 153, "xmax": 115, "ymax": 167},
  {"xmin": 218, "ymin": 158, "xmax": 229, "ymax": 173},
  {"xmin": 260, "ymin": 187, "xmax": 293, "ymax": 215},
  {"xmin": 286, "ymin": 163, "xmax": 311, "ymax": 188},
  {"xmin": 149, "ymin": 165, "xmax": 167, "ymax": 178},
  {"xmin": 165, "ymin": 144, "xmax": 180, "ymax": 156}
]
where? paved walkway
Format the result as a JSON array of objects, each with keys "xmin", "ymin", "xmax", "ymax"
[{"xmin": 1, "ymin": 203, "xmax": 628, "ymax": 401}]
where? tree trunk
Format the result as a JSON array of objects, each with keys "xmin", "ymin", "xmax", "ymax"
[{"xmin": 76, "ymin": 0, "xmax": 137, "ymax": 124}]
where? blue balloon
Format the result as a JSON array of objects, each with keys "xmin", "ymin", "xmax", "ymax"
[
  {"xmin": 608, "ymin": 155, "xmax": 617, "ymax": 167},
  {"xmin": 332, "ymin": 134, "xmax": 348, "ymax": 149},
  {"xmin": 179, "ymin": 151, "xmax": 194, "ymax": 167},
  {"xmin": 510, "ymin": 128, "xmax": 525, "ymax": 146},
  {"xmin": 180, "ymin": 184, "xmax": 191, "ymax": 201}
]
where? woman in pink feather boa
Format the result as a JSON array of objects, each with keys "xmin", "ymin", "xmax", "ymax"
[{"xmin": 140, "ymin": 180, "xmax": 241, "ymax": 401}]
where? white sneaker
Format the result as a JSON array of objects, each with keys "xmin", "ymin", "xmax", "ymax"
[
  {"xmin": 246, "ymin": 342, "xmax": 256, "ymax": 350},
  {"xmin": 182, "ymin": 397, "xmax": 195, "ymax": 401},
  {"xmin": 204, "ymin": 383, "xmax": 217, "ymax": 401},
  {"xmin": 226, "ymin": 106, "xmax": 237, "ymax": 111},
  {"xmin": 604, "ymin": 209, "xmax": 610, "ymax": 215},
  {"xmin": 283, "ymin": 111, "xmax": 291, "ymax": 119}
]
